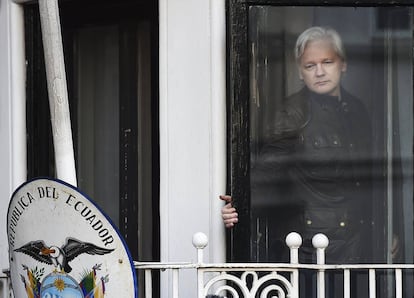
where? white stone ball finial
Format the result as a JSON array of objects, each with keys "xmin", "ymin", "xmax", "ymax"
[
  {"xmin": 192, "ymin": 232, "xmax": 208, "ymax": 249},
  {"xmin": 285, "ymin": 232, "xmax": 302, "ymax": 249},
  {"xmin": 312, "ymin": 233, "xmax": 329, "ymax": 249}
]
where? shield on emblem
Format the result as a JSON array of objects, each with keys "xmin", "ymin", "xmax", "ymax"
[{"xmin": 7, "ymin": 177, "xmax": 138, "ymax": 298}]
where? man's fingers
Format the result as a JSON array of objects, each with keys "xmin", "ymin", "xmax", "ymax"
[
  {"xmin": 222, "ymin": 211, "xmax": 238, "ymax": 220},
  {"xmin": 219, "ymin": 195, "xmax": 232, "ymax": 203},
  {"xmin": 220, "ymin": 195, "xmax": 237, "ymax": 228},
  {"xmin": 225, "ymin": 222, "xmax": 235, "ymax": 228},
  {"xmin": 223, "ymin": 217, "xmax": 238, "ymax": 228},
  {"xmin": 222, "ymin": 203, "xmax": 236, "ymax": 214}
]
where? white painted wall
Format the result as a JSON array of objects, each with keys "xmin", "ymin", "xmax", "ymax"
[
  {"xmin": 0, "ymin": 0, "xmax": 12, "ymax": 274},
  {"xmin": 0, "ymin": 0, "xmax": 227, "ymax": 296},
  {"xmin": 1, "ymin": 0, "xmax": 30, "ymax": 282},
  {"xmin": 159, "ymin": 0, "xmax": 227, "ymax": 296}
]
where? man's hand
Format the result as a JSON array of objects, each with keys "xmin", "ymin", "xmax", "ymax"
[
  {"xmin": 392, "ymin": 234, "xmax": 400, "ymax": 260},
  {"xmin": 220, "ymin": 195, "xmax": 238, "ymax": 228}
]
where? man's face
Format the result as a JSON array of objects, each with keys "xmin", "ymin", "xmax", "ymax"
[{"xmin": 298, "ymin": 40, "xmax": 346, "ymax": 96}]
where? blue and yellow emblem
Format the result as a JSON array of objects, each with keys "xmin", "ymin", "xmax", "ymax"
[{"xmin": 20, "ymin": 263, "xmax": 108, "ymax": 298}]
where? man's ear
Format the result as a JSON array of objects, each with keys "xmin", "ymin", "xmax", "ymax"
[
  {"xmin": 341, "ymin": 61, "xmax": 347, "ymax": 73},
  {"xmin": 298, "ymin": 69, "xmax": 303, "ymax": 80}
]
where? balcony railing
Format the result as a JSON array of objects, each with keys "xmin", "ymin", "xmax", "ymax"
[
  {"xmin": 0, "ymin": 270, "xmax": 12, "ymax": 298},
  {"xmin": 135, "ymin": 232, "xmax": 414, "ymax": 298},
  {"xmin": 3, "ymin": 232, "xmax": 414, "ymax": 297}
]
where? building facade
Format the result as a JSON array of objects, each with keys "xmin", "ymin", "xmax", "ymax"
[{"xmin": 1, "ymin": 0, "xmax": 414, "ymax": 297}]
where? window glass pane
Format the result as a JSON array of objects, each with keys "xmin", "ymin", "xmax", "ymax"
[
  {"xmin": 248, "ymin": 6, "xmax": 413, "ymax": 270},
  {"xmin": 75, "ymin": 25, "xmax": 120, "ymax": 226}
]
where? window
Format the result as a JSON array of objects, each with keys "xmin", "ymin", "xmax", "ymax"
[
  {"xmin": 25, "ymin": 0, "xmax": 159, "ymax": 275},
  {"xmin": 228, "ymin": 1, "xmax": 413, "ymax": 295},
  {"xmin": 228, "ymin": 1, "xmax": 414, "ymax": 297}
]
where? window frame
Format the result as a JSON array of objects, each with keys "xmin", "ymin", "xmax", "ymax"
[
  {"xmin": 226, "ymin": 0, "xmax": 414, "ymax": 262},
  {"xmin": 24, "ymin": 0, "xmax": 160, "ymax": 266}
]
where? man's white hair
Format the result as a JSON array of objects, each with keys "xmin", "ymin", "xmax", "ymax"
[{"xmin": 295, "ymin": 26, "xmax": 346, "ymax": 63}]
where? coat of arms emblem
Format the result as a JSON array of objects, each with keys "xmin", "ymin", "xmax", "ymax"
[{"xmin": 7, "ymin": 178, "xmax": 137, "ymax": 298}]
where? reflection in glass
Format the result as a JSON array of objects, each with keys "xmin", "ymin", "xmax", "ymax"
[
  {"xmin": 248, "ymin": 4, "xmax": 413, "ymax": 278},
  {"xmin": 75, "ymin": 26, "xmax": 120, "ymax": 226}
]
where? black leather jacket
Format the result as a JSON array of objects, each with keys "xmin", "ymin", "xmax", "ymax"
[{"xmin": 251, "ymin": 87, "xmax": 373, "ymax": 263}]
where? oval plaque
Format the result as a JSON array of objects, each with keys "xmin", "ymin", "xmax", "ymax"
[{"xmin": 7, "ymin": 177, "xmax": 137, "ymax": 298}]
